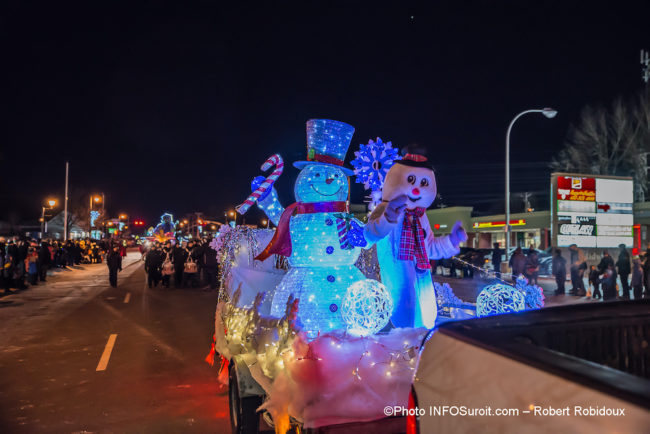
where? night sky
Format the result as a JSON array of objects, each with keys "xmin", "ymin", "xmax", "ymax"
[{"xmin": 2, "ymin": 1, "xmax": 649, "ymax": 226}]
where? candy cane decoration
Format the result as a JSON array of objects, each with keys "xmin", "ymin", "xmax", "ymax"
[{"xmin": 236, "ymin": 154, "xmax": 284, "ymax": 214}]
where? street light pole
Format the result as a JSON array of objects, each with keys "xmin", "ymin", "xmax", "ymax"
[
  {"xmin": 505, "ymin": 108, "xmax": 557, "ymax": 263},
  {"xmin": 41, "ymin": 206, "xmax": 46, "ymax": 235}
]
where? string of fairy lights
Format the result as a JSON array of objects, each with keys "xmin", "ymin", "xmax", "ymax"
[
  {"xmin": 449, "ymin": 255, "xmax": 523, "ymax": 286},
  {"xmin": 219, "ymin": 285, "xmax": 422, "ymax": 383}
]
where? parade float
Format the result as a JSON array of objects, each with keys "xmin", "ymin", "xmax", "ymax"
[{"xmin": 208, "ymin": 119, "xmax": 544, "ymax": 433}]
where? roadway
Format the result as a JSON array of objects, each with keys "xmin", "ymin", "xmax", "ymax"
[{"xmin": 0, "ymin": 252, "xmax": 229, "ymax": 433}]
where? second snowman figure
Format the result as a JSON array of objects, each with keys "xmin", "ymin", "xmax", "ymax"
[{"xmin": 364, "ymin": 146, "xmax": 467, "ymax": 328}]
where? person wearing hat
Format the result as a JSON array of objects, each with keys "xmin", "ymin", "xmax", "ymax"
[
  {"xmin": 255, "ymin": 119, "xmax": 368, "ymax": 337},
  {"xmin": 364, "ymin": 145, "xmax": 467, "ymax": 328}
]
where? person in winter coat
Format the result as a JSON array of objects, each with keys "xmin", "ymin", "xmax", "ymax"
[
  {"xmin": 631, "ymin": 257, "xmax": 644, "ymax": 300},
  {"xmin": 643, "ymin": 247, "xmax": 650, "ymax": 297},
  {"xmin": 25, "ymin": 247, "xmax": 39, "ymax": 285},
  {"xmin": 144, "ymin": 244, "xmax": 163, "ymax": 288},
  {"xmin": 601, "ymin": 263, "xmax": 618, "ymax": 301},
  {"xmin": 569, "ymin": 244, "xmax": 586, "ymax": 296},
  {"xmin": 181, "ymin": 240, "xmax": 201, "ymax": 288},
  {"xmin": 615, "ymin": 244, "xmax": 631, "ymax": 299},
  {"xmin": 172, "ymin": 241, "xmax": 188, "ymax": 288},
  {"xmin": 37, "ymin": 242, "xmax": 51, "ymax": 282},
  {"xmin": 509, "ymin": 247, "xmax": 526, "ymax": 282},
  {"xmin": 552, "ymin": 248, "xmax": 567, "ymax": 295},
  {"xmin": 597, "ymin": 250, "xmax": 616, "ymax": 297},
  {"xmin": 160, "ymin": 242, "xmax": 174, "ymax": 288},
  {"xmin": 491, "ymin": 243, "xmax": 502, "ymax": 278},
  {"xmin": 106, "ymin": 245, "xmax": 122, "ymax": 287},
  {"xmin": 524, "ymin": 250, "xmax": 540, "ymax": 285},
  {"xmin": 588, "ymin": 265, "xmax": 601, "ymax": 299}
]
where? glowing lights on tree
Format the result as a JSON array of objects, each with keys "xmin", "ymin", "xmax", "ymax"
[
  {"xmin": 341, "ymin": 279, "xmax": 393, "ymax": 336},
  {"xmin": 476, "ymin": 283, "xmax": 526, "ymax": 317}
]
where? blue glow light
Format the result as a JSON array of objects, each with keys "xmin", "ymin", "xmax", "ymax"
[
  {"xmin": 154, "ymin": 213, "xmax": 176, "ymax": 234},
  {"xmin": 294, "ymin": 119, "xmax": 355, "ymax": 170},
  {"xmin": 350, "ymin": 138, "xmax": 401, "ymax": 192},
  {"xmin": 265, "ymin": 119, "xmax": 370, "ymax": 339},
  {"xmin": 515, "ymin": 276, "xmax": 545, "ymax": 310},
  {"xmin": 90, "ymin": 210, "xmax": 100, "ymax": 227},
  {"xmin": 294, "ymin": 164, "xmax": 348, "ymax": 203},
  {"xmin": 476, "ymin": 283, "xmax": 525, "ymax": 317}
]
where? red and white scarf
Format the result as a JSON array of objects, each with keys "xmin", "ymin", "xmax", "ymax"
[{"xmin": 398, "ymin": 207, "xmax": 430, "ymax": 270}]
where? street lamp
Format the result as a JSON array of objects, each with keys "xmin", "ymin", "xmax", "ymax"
[
  {"xmin": 505, "ymin": 108, "xmax": 557, "ymax": 262},
  {"xmin": 261, "ymin": 219, "xmax": 268, "ymax": 228},
  {"xmin": 41, "ymin": 199, "xmax": 57, "ymax": 235}
]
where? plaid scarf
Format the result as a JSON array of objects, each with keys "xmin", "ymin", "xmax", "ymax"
[{"xmin": 398, "ymin": 207, "xmax": 430, "ymax": 270}]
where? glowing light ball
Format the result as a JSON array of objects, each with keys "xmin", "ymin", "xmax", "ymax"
[
  {"xmin": 341, "ymin": 279, "xmax": 393, "ymax": 336},
  {"xmin": 476, "ymin": 283, "xmax": 525, "ymax": 317}
]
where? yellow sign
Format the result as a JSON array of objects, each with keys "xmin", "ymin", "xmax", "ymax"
[{"xmin": 472, "ymin": 219, "xmax": 526, "ymax": 229}]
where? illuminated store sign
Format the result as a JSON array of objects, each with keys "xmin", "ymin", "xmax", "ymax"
[
  {"xmin": 473, "ymin": 219, "xmax": 526, "ymax": 229},
  {"xmin": 553, "ymin": 174, "xmax": 633, "ymax": 248}
]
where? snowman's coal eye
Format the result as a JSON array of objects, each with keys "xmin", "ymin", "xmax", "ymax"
[
  {"xmin": 420, "ymin": 178, "xmax": 429, "ymax": 187},
  {"xmin": 407, "ymin": 175, "xmax": 416, "ymax": 185},
  {"xmin": 334, "ymin": 174, "xmax": 339, "ymax": 178},
  {"xmin": 315, "ymin": 173, "xmax": 320, "ymax": 177}
]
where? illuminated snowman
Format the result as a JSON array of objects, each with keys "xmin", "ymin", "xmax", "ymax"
[{"xmin": 255, "ymin": 119, "xmax": 367, "ymax": 338}]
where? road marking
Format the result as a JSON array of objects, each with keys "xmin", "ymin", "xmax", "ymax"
[
  {"xmin": 96, "ymin": 334, "xmax": 117, "ymax": 371},
  {"xmin": 123, "ymin": 293, "xmax": 131, "ymax": 303}
]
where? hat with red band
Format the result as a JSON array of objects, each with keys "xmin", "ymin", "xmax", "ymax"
[
  {"xmin": 293, "ymin": 119, "xmax": 355, "ymax": 175},
  {"xmin": 394, "ymin": 145, "xmax": 435, "ymax": 170}
]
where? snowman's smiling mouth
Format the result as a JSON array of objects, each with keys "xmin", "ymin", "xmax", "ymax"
[
  {"xmin": 310, "ymin": 184, "xmax": 342, "ymax": 197},
  {"xmin": 408, "ymin": 196, "xmax": 421, "ymax": 202}
]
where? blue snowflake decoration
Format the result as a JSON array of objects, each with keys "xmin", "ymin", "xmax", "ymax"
[
  {"xmin": 350, "ymin": 138, "xmax": 401, "ymax": 191},
  {"xmin": 476, "ymin": 283, "xmax": 525, "ymax": 318},
  {"xmin": 515, "ymin": 276, "xmax": 545, "ymax": 310}
]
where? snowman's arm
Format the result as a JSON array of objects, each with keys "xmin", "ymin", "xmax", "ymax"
[
  {"xmin": 363, "ymin": 202, "xmax": 397, "ymax": 247},
  {"xmin": 256, "ymin": 187, "xmax": 284, "ymax": 226},
  {"xmin": 421, "ymin": 215, "xmax": 460, "ymax": 259}
]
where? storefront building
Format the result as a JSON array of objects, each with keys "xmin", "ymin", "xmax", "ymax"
[{"xmin": 428, "ymin": 203, "xmax": 650, "ymax": 255}]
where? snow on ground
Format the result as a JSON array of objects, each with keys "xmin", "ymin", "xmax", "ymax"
[{"xmin": 0, "ymin": 251, "xmax": 143, "ymax": 348}]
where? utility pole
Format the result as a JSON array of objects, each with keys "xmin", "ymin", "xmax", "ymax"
[{"xmin": 64, "ymin": 162, "xmax": 69, "ymax": 240}]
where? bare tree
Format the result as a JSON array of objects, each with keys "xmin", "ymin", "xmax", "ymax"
[{"xmin": 551, "ymin": 90, "xmax": 650, "ymax": 200}]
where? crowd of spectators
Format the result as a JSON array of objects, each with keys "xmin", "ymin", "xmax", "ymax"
[
  {"xmin": 0, "ymin": 237, "xmax": 127, "ymax": 292},
  {"xmin": 142, "ymin": 237, "xmax": 219, "ymax": 291}
]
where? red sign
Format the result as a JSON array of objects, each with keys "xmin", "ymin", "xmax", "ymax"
[{"xmin": 557, "ymin": 176, "xmax": 595, "ymax": 201}]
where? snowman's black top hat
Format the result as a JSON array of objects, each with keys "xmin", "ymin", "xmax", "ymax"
[{"xmin": 394, "ymin": 145, "xmax": 434, "ymax": 171}]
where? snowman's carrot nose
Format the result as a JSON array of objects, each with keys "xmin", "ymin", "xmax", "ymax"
[
  {"xmin": 412, "ymin": 188, "xmax": 420, "ymax": 195},
  {"xmin": 326, "ymin": 178, "xmax": 334, "ymax": 185}
]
